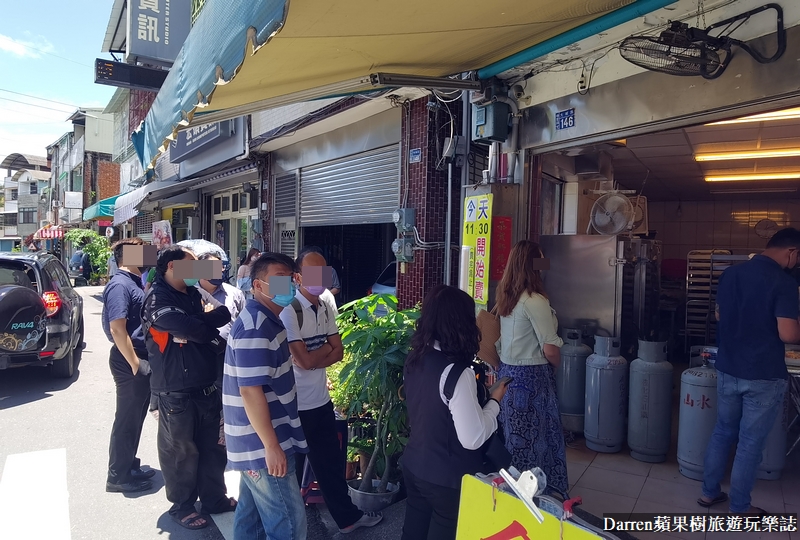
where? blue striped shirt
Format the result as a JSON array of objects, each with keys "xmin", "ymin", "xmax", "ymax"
[{"xmin": 223, "ymin": 299, "xmax": 307, "ymax": 471}]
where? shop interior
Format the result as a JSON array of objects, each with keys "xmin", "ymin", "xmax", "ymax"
[
  {"xmin": 538, "ymin": 105, "xmax": 800, "ymax": 520},
  {"xmin": 301, "ymin": 223, "xmax": 397, "ymax": 304}
]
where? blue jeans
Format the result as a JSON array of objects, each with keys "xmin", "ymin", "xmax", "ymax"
[
  {"xmin": 702, "ymin": 371, "xmax": 787, "ymax": 512},
  {"xmin": 233, "ymin": 456, "xmax": 307, "ymax": 540}
]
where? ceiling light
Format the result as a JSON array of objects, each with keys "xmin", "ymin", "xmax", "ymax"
[
  {"xmin": 706, "ymin": 107, "xmax": 800, "ymax": 126},
  {"xmin": 711, "ymin": 188, "xmax": 797, "ymax": 194},
  {"xmin": 695, "ymin": 149, "xmax": 800, "ymax": 161},
  {"xmin": 705, "ymin": 172, "xmax": 800, "ymax": 182}
]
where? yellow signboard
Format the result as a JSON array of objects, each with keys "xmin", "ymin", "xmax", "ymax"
[
  {"xmin": 463, "ymin": 193, "xmax": 493, "ymax": 306},
  {"xmin": 457, "ymin": 475, "xmax": 603, "ymax": 540}
]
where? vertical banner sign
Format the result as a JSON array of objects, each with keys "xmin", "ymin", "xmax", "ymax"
[
  {"xmin": 463, "ymin": 194, "xmax": 493, "ymax": 305},
  {"xmin": 490, "ymin": 216, "xmax": 512, "ymax": 281},
  {"xmin": 128, "ymin": 0, "xmax": 192, "ymax": 65}
]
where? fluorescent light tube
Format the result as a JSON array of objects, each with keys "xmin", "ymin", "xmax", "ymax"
[
  {"xmin": 705, "ymin": 172, "xmax": 800, "ymax": 182},
  {"xmin": 711, "ymin": 188, "xmax": 797, "ymax": 194},
  {"xmin": 695, "ymin": 149, "xmax": 800, "ymax": 161},
  {"xmin": 706, "ymin": 107, "xmax": 800, "ymax": 126}
]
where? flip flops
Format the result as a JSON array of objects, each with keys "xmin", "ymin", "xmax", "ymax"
[
  {"xmin": 201, "ymin": 496, "xmax": 238, "ymax": 515},
  {"xmin": 172, "ymin": 511, "xmax": 209, "ymax": 530},
  {"xmin": 697, "ymin": 492, "xmax": 729, "ymax": 508}
]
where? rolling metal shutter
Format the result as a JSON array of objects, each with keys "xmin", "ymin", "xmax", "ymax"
[
  {"xmin": 274, "ymin": 173, "xmax": 297, "ymax": 257},
  {"xmin": 299, "ymin": 145, "xmax": 400, "ymax": 227}
]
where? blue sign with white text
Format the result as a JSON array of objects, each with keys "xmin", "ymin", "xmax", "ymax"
[{"xmin": 555, "ymin": 109, "xmax": 576, "ymax": 131}]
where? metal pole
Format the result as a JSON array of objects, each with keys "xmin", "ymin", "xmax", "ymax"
[{"xmin": 445, "ymin": 162, "xmax": 453, "ymax": 285}]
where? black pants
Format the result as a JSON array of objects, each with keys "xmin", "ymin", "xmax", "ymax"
[
  {"xmin": 296, "ymin": 401, "xmax": 363, "ymax": 529},
  {"xmin": 107, "ymin": 347, "xmax": 151, "ymax": 484},
  {"xmin": 157, "ymin": 389, "xmax": 228, "ymax": 515},
  {"xmin": 401, "ymin": 468, "xmax": 461, "ymax": 540}
]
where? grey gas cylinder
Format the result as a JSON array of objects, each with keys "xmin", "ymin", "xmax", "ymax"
[
  {"xmin": 584, "ymin": 336, "xmax": 628, "ymax": 453},
  {"xmin": 756, "ymin": 396, "xmax": 788, "ymax": 480},
  {"xmin": 628, "ymin": 341, "xmax": 673, "ymax": 463},
  {"xmin": 677, "ymin": 351, "xmax": 718, "ymax": 481},
  {"xmin": 557, "ymin": 328, "xmax": 593, "ymax": 433}
]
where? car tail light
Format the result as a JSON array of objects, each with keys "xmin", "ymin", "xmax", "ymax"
[
  {"xmin": 367, "ymin": 286, "xmax": 373, "ymax": 295},
  {"xmin": 39, "ymin": 351, "xmax": 55, "ymax": 357},
  {"xmin": 42, "ymin": 291, "xmax": 62, "ymax": 317}
]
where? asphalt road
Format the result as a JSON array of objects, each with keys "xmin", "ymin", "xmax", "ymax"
[
  {"xmin": 0, "ymin": 286, "xmax": 403, "ymax": 540},
  {"xmin": 0, "ymin": 286, "xmax": 228, "ymax": 540}
]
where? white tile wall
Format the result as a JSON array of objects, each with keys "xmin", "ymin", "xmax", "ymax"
[{"xmin": 649, "ymin": 199, "xmax": 800, "ymax": 260}]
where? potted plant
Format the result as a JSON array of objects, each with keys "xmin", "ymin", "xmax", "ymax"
[{"xmin": 335, "ymin": 293, "xmax": 418, "ymax": 512}]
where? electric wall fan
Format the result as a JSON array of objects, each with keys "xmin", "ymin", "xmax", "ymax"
[
  {"xmin": 589, "ymin": 193, "xmax": 635, "ymax": 235},
  {"xmin": 619, "ymin": 3, "xmax": 785, "ymax": 80}
]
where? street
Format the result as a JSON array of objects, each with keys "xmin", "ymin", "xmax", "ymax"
[
  {"xmin": 0, "ymin": 286, "xmax": 403, "ymax": 540},
  {"xmin": 0, "ymin": 286, "xmax": 230, "ymax": 540}
]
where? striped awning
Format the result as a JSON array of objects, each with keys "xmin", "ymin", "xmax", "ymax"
[{"xmin": 34, "ymin": 226, "xmax": 64, "ymax": 240}]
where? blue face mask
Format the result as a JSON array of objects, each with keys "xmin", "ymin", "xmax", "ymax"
[
  {"xmin": 257, "ymin": 279, "xmax": 296, "ymax": 307},
  {"xmin": 184, "ymin": 278, "xmax": 199, "ymax": 287},
  {"xmin": 208, "ymin": 278, "xmax": 225, "ymax": 287}
]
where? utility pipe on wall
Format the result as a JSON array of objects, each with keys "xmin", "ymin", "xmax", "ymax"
[{"xmin": 492, "ymin": 95, "xmax": 520, "ymax": 182}]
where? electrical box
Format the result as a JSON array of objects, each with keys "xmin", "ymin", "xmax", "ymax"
[
  {"xmin": 472, "ymin": 102, "xmax": 510, "ymax": 144},
  {"xmin": 392, "ymin": 208, "xmax": 415, "ymax": 233},
  {"xmin": 392, "ymin": 237, "xmax": 415, "ymax": 263},
  {"xmin": 443, "ymin": 136, "xmax": 467, "ymax": 161}
]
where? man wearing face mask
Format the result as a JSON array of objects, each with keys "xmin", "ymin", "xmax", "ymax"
[
  {"xmin": 698, "ymin": 227, "xmax": 800, "ymax": 515},
  {"xmin": 102, "ymin": 238, "xmax": 155, "ymax": 493},
  {"xmin": 141, "ymin": 245, "xmax": 235, "ymax": 530},
  {"xmin": 223, "ymin": 252, "xmax": 309, "ymax": 540},
  {"xmin": 279, "ymin": 248, "xmax": 383, "ymax": 534}
]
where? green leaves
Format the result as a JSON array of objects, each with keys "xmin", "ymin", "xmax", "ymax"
[{"xmin": 64, "ymin": 229, "xmax": 111, "ymax": 275}]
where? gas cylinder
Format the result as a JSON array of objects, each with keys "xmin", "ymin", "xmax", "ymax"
[
  {"xmin": 584, "ymin": 336, "xmax": 628, "ymax": 453},
  {"xmin": 677, "ymin": 348, "xmax": 718, "ymax": 481},
  {"xmin": 556, "ymin": 328, "xmax": 592, "ymax": 434},
  {"xmin": 628, "ymin": 341, "xmax": 673, "ymax": 463},
  {"xmin": 756, "ymin": 396, "xmax": 788, "ymax": 480}
]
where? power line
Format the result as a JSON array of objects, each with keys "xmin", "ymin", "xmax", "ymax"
[
  {"xmin": 0, "ymin": 96, "xmax": 74, "ymax": 114},
  {"xmin": 0, "ymin": 88, "xmax": 79, "ymax": 108},
  {"xmin": 0, "ymin": 35, "xmax": 94, "ymax": 68}
]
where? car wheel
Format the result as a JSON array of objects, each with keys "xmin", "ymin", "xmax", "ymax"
[{"xmin": 51, "ymin": 344, "xmax": 74, "ymax": 379}]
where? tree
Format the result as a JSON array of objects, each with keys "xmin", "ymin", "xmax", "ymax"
[{"xmin": 64, "ymin": 229, "xmax": 111, "ymax": 276}]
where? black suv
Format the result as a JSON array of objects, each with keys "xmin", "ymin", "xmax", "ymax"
[{"xmin": 0, "ymin": 252, "xmax": 84, "ymax": 378}]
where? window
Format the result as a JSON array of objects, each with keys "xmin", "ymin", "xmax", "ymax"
[
  {"xmin": 540, "ymin": 176, "xmax": 563, "ymax": 236},
  {"xmin": 221, "ymin": 196, "xmax": 230, "ymax": 212},
  {"xmin": 213, "ymin": 197, "xmax": 222, "ymax": 215},
  {"xmin": 4, "ymin": 214, "xmax": 17, "ymax": 226},
  {"xmin": 30, "ymin": 182, "xmax": 38, "ymax": 195},
  {"xmin": 232, "ymin": 193, "xmax": 240, "ymax": 213},
  {"xmin": 10, "ymin": 189, "xmax": 18, "ymax": 201},
  {"xmin": 249, "ymin": 192, "xmax": 258, "ymax": 210},
  {"xmin": 20, "ymin": 208, "xmax": 36, "ymax": 224}
]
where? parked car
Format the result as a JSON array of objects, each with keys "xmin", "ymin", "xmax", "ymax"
[
  {"xmin": 0, "ymin": 252, "xmax": 85, "ymax": 378},
  {"xmin": 367, "ymin": 262, "xmax": 397, "ymax": 317}
]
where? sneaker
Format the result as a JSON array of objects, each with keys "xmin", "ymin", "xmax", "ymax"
[{"xmin": 339, "ymin": 511, "xmax": 383, "ymax": 534}]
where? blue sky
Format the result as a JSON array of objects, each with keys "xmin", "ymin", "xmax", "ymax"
[{"xmin": 0, "ymin": 1, "xmax": 116, "ymax": 166}]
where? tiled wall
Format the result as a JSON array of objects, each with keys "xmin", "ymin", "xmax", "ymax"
[{"xmin": 648, "ymin": 199, "xmax": 800, "ymax": 260}]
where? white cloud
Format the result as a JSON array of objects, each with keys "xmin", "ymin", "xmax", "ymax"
[{"xmin": 0, "ymin": 33, "xmax": 55, "ymax": 59}]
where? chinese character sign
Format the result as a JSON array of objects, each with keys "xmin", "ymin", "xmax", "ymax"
[
  {"xmin": 463, "ymin": 194, "xmax": 493, "ymax": 306},
  {"xmin": 490, "ymin": 216, "xmax": 512, "ymax": 281},
  {"xmin": 128, "ymin": 0, "xmax": 192, "ymax": 64}
]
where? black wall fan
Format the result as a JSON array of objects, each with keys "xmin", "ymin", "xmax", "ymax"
[{"xmin": 619, "ymin": 3, "xmax": 786, "ymax": 79}]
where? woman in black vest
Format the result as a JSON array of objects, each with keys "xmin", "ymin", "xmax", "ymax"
[{"xmin": 401, "ymin": 285, "xmax": 509, "ymax": 540}]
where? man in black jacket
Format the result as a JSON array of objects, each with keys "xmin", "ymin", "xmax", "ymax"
[{"xmin": 142, "ymin": 245, "xmax": 235, "ymax": 530}]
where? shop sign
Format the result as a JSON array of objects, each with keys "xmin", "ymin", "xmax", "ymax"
[
  {"xmin": 170, "ymin": 120, "xmax": 233, "ymax": 163},
  {"xmin": 176, "ymin": 116, "xmax": 246, "ymax": 179},
  {"xmin": 463, "ymin": 193, "xmax": 493, "ymax": 306},
  {"xmin": 555, "ymin": 108, "xmax": 576, "ymax": 130},
  {"xmin": 127, "ymin": 0, "xmax": 192, "ymax": 65},
  {"xmin": 64, "ymin": 191, "xmax": 83, "ymax": 210},
  {"xmin": 490, "ymin": 216, "xmax": 512, "ymax": 281}
]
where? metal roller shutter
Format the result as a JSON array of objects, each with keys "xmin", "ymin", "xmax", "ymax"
[
  {"xmin": 274, "ymin": 172, "xmax": 297, "ymax": 257},
  {"xmin": 299, "ymin": 145, "xmax": 400, "ymax": 227}
]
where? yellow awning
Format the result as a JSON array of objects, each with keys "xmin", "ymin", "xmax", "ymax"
[{"xmin": 134, "ymin": 0, "xmax": 677, "ymax": 170}]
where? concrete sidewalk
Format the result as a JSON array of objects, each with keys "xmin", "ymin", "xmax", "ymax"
[{"xmin": 308, "ymin": 500, "xmax": 405, "ymax": 540}]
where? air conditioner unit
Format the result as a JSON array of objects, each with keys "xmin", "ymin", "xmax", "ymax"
[
  {"xmin": 629, "ymin": 196, "xmax": 649, "ymax": 235},
  {"xmin": 39, "ymin": 220, "xmax": 49, "ymax": 228},
  {"xmin": 52, "ymin": 200, "xmax": 62, "ymax": 208}
]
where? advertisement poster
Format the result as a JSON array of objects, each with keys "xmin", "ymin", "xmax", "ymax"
[
  {"xmin": 462, "ymin": 193, "xmax": 493, "ymax": 306},
  {"xmin": 152, "ymin": 220, "xmax": 173, "ymax": 250},
  {"xmin": 490, "ymin": 216, "xmax": 513, "ymax": 281}
]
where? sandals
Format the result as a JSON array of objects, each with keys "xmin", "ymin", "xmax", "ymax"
[
  {"xmin": 697, "ymin": 492, "xmax": 728, "ymax": 508},
  {"xmin": 201, "ymin": 496, "xmax": 238, "ymax": 515},
  {"xmin": 172, "ymin": 511, "xmax": 208, "ymax": 530}
]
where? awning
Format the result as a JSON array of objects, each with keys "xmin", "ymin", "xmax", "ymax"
[
  {"xmin": 114, "ymin": 186, "xmax": 152, "ymax": 225},
  {"xmin": 83, "ymin": 194, "xmax": 121, "ymax": 222},
  {"xmin": 133, "ymin": 0, "xmax": 677, "ymax": 170},
  {"xmin": 34, "ymin": 226, "xmax": 64, "ymax": 240}
]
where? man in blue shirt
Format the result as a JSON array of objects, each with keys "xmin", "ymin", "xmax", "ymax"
[
  {"xmin": 102, "ymin": 238, "xmax": 155, "ymax": 493},
  {"xmin": 223, "ymin": 252, "xmax": 308, "ymax": 540},
  {"xmin": 699, "ymin": 228, "xmax": 799, "ymax": 514}
]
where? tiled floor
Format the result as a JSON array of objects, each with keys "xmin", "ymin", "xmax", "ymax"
[{"xmin": 566, "ymin": 435, "xmax": 800, "ymax": 540}]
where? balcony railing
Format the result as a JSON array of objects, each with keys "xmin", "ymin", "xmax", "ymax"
[
  {"xmin": 2, "ymin": 225, "xmax": 18, "ymax": 237},
  {"xmin": 1, "ymin": 201, "xmax": 18, "ymax": 213}
]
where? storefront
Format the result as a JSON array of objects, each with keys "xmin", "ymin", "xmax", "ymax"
[{"xmin": 268, "ymin": 108, "xmax": 402, "ymax": 302}]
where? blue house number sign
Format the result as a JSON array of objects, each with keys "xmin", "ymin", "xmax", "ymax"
[{"xmin": 555, "ymin": 109, "xmax": 576, "ymax": 130}]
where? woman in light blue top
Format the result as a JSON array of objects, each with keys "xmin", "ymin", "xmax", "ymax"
[{"xmin": 494, "ymin": 240, "xmax": 568, "ymax": 495}]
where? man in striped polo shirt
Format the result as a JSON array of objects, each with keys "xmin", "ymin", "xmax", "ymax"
[{"xmin": 223, "ymin": 252, "xmax": 308, "ymax": 540}]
